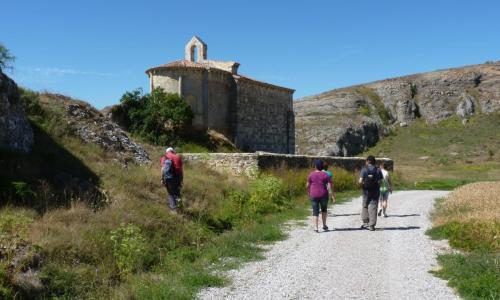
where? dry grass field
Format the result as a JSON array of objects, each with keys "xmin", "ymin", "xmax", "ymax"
[
  {"xmin": 434, "ymin": 181, "xmax": 500, "ymax": 224},
  {"xmin": 428, "ymin": 181, "xmax": 500, "ymax": 299}
]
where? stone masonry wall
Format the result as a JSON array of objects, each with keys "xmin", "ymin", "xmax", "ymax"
[
  {"xmin": 235, "ymin": 80, "xmax": 294, "ymax": 154},
  {"xmin": 182, "ymin": 152, "xmax": 393, "ymax": 177}
]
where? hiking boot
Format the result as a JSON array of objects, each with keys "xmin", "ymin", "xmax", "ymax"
[
  {"xmin": 323, "ymin": 225, "xmax": 329, "ymax": 231},
  {"xmin": 377, "ymin": 209, "xmax": 382, "ymax": 217},
  {"xmin": 368, "ymin": 226, "xmax": 375, "ymax": 231},
  {"xmin": 383, "ymin": 213, "xmax": 388, "ymax": 218},
  {"xmin": 360, "ymin": 224, "xmax": 369, "ymax": 229}
]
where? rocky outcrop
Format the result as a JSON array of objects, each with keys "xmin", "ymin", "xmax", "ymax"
[
  {"xmin": 0, "ymin": 70, "xmax": 34, "ymax": 153},
  {"xmin": 63, "ymin": 101, "xmax": 150, "ymax": 166},
  {"xmin": 295, "ymin": 61, "xmax": 500, "ymax": 156}
]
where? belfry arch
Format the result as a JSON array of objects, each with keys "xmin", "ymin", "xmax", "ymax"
[{"xmin": 185, "ymin": 36, "xmax": 207, "ymax": 62}]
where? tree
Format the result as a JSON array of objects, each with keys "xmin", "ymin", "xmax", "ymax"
[
  {"xmin": 0, "ymin": 43, "xmax": 15, "ymax": 71},
  {"xmin": 118, "ymin": 88, "xmax": 194, "ymax": 145}
]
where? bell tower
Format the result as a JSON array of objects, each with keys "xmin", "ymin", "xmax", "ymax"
[{"xmin": 185, "ymin": 36, "xmax": 207, "ymax": 62}]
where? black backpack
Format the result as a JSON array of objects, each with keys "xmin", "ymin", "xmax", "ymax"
[
  {"xmin": 363, "ymin": 166, "xmax": 380, "ymax": 190},
  {"xmin": 162, "ymin": 158, "xmax": 175, "ymax": 180}
]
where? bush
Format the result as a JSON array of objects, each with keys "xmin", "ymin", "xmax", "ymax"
[
  {"xmin": 118, "ymin": 88, "xmax": 194, "ymax": 145},
  {"xmin": 110, "ymin": 223, "xmax": 146, "ymax": 276},
  {"xmin": 249, "ymin": 175, "xmax": 289, "ymax": 214},
  {"xmin": 331, "ymin": 168, "xmax": 358, "ymax": 192}
]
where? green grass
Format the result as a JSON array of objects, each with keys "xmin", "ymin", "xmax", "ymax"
[
  {"xmin": 363, "ymin": 113, "xmax": 500, "ymax": 184},
  {"xmin": 427, "ymin": 221, "xmax": 500, "ymax": 252},
  {"xmin": 431, "ymin": 252, "xmax": 500, "ymax": 300}
]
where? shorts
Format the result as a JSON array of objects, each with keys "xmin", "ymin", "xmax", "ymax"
[
  {"xmin": 380, "ymin": 191, "xmax": 389, "ymax": 200},
  {"xmin": 310, "ymin": 197, "xmax": 328, "ymax": 216}
]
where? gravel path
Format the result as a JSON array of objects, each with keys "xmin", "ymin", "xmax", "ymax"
[{"xmin": 198, "ymin": 190, "xmax": 459, "ymax": 300}]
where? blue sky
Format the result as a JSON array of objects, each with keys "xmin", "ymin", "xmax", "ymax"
[{"xmin": 2, "ymin": 0, "xmax": 500, "ymax": 108}]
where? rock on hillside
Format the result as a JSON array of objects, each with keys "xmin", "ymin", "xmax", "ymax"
[
  {"xmin": 41, "ymin": 94, "xmax": 150, "ymax": 166},
  {"xmin": 295, "ymin": 61, "xmax": 500, "ymax": 156},
  {"xmin": 0, "ymin": 70, "xmax": 34, "ymax": 153}
]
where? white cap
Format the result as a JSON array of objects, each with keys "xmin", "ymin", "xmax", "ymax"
[{"xmin": 166, "ymin": 147, "xmax": 174, "ymax": 153}]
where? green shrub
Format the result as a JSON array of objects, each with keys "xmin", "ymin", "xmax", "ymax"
[
  {"xmin": 249, "ymin": 175, "xmax": 288, "ymax": 214},
  {"xmin": 110, "ymin": 223, "xmax": 147, "ymax": 275},
  {"xmin": 118, "ymin": 88, "xmax": 194, "ymax": 145},
  {"xmin": 357, "ymin": 105, "xmax": 371, "ymax": 116},
  {"xmin": 410, "ymin": 83, "xmax": 418, "ymax": 98},
  {"xmin": 11, "ymin": 181, "xmax": 37, "ymax": 204},
  {"xmin": 40, "ymin": 264, "xmax": 81, "ymax": 298},
  {"xmin": 331, "ymin": 168, "xmax": 357, "ymax": 192}
]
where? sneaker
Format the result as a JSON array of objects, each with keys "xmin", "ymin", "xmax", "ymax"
[
  {"xmin": 377, "ymin": 210, "xmax": 382, "ymax": 217},
  {"xmin": 323, "ymin": 225, "xmax": 329, "ymax": 231},
  {"xmin": 368, "ymin": 226, "xmax": 375, "ymax": 231},
  {"xmin": 360, "ymin": 224, "xmax": 369, "ymax": 229},
  {"xmin": 383, "ymin": 213, "xmax": 388, "ymax": 218}
]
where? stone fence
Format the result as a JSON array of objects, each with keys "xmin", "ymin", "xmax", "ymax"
[{"xmin": 182, "ymin": 152, "xmax": 393, "ymax": 177}]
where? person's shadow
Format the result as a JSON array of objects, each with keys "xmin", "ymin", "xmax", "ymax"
[
  {"xmin": 388, "ymin": 214, "xmax": 420, "ymax": 217},
  {"xmin": 328, "ymin": 226, "xmax": 421, "ymax": 232},
  {"xmin": 331, "ymin": 213, "xmax": 360, "ymax": 217}
]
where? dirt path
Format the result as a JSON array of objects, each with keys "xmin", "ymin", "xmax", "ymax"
[{"xmin": 198, "ymin": 191, "xmax": 458, "ymax": 300}]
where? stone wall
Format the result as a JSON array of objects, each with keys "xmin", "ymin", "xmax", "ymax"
[
  {"xmin": 182, "ymin": 153, "xmax": 259, "ymax": 177},
  {"xmin": 182, "ymin": 152, "xmax": 393, "ymax": 177},
  {"xmin": 234, "ymin": 80, "xmax": 294, "ymax": 154}
]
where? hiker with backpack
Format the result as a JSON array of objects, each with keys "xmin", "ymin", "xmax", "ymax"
[
  {"xmin": 160, "ymin": 147, "xmax": 183, "ymax": 210},
  {"xmin": 307, "ymin": 159, "xmax": 335, "ymax": 232},
  {"xmin": 378, "ymin": 162, "xmax": 393, "ymax": 218},
  {"xmin": 359, "ymin": 155, "xmax": 383, "ymax": 231}
]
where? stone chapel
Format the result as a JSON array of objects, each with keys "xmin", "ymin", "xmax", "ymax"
[{"xmin": 145, "ymin": 36, "xmax": 295, "ymax": 154}]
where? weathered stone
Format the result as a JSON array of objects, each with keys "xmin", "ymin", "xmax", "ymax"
[
  {"xmin": 182, "ymin": 152, "xmax": 393, "ymax": 177},
  {"xmin": 0, "ymin": 70, "xmax": 34, "ymax": 153},
  {"xmin": 64, "ymin": 102, "xmax": 150, "ymax": 166},
  {"xmin": 456, "ymin": 94, "xmax": 475, "ymax": 119}
]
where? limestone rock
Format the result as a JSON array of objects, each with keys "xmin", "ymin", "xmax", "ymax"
[
  {"xmin": 295, "ymin": 61, "xmax": 500, "ymax": 156},
  {"xmin": 38, "ymin": 92, "xmax": 151, "ymax": 166},
  {"xmin": 456, "ymin": 94, "xmax": 475, "ymax": 119},
  {"xmin": 0, "ymin": 70, "xmax": 34, "ymax": 153},
  {"xmin": 64, "ymin": 102, "xmax": 150, "ymax": 166}
]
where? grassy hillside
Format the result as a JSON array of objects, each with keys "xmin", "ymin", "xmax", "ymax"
[
  {"xmin": 363, "ymin": 113, "xmax": 500, "ymax": 186},
  {"xmin": 0, "ymin": 92, "xmax": 359, "ymax": 299}
]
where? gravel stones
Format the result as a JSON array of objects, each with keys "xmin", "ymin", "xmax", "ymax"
[{"xmin": 198, "ymin": 191, "xmax": 458, "ymax": 300}]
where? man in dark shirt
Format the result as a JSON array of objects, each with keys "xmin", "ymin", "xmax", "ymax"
[
  {"xmin": 359, "ymin": 155, "xmax": 383, "ymax": 231},
  {"xmin": 160, "ymin": 147, "xmax": 183, "ymax": 210}
]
